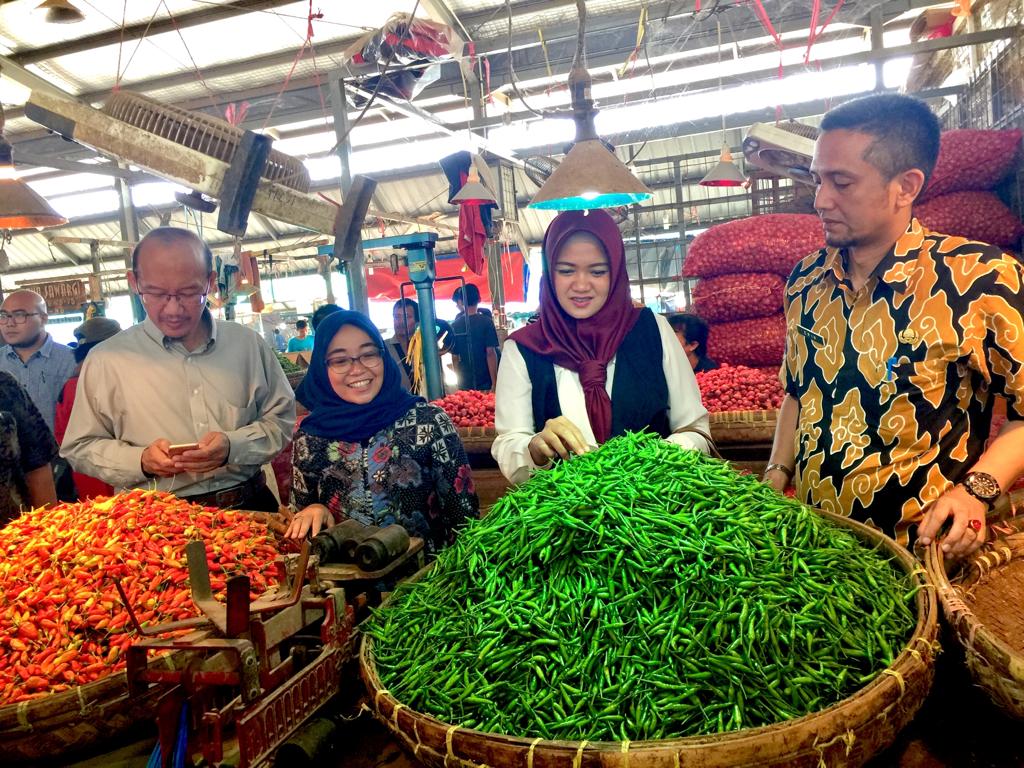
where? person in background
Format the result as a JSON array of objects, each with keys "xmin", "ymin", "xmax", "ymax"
[
  {"xmin": 311, "ymin": 303, "xmax": 342, "ymax": 332},
  {"xmin": 387, "ymin": 298, "xmax": 419, "ymax": 380},
  {"xmin": 0, "ymin": 372, "xmax": 57, "ymax": 523},
  {"xmin": 492, "ymin": 210, "xmax": 710, "ymax": 485},
  {"xmin": 273, "ymin": 328, "xmax": 286, "ymax": 353},
  {"xmin": 287, "ymin": 319, "xmax": 314, "ymax": 352},
  {"xmin": 451, "ymin": 284, "xmax": 500, "ymax": 391},
  {"xmin": 0, "ymin": 289, "xmax": 76, "ymax": 433},
  {"xmin": 62, "ymin": 227, "xmax": 295, "ymax": 512},
  {"xmin": 54, "ymin": 317, "xmax": 122, "ymax": 500},
  {"xmin": 764, "ymin": 93, "xmax": 1024, "ymax": 557},
  {"xmin": 666, "ymin": 313, "xmax": 720, "ymax": 373},
  {"xmin": 283, "ymin": 310, "xmax": 478, "ymax": 555}
]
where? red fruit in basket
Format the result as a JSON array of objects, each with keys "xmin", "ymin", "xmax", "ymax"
[{"xmin": 695, "ymin": 364, "xmax": 785, "ymax": 413}]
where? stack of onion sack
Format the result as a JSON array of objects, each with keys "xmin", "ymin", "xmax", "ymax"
[
  {"xmin": 0, "ymin": 490, "xmax": 280, "ymax": 704},
  {"xmin": 916, "ymin": 129, "xmax": 1023, "ymax": 249},
  {"xmin": 683, "ymin": 214, "xmax": 824, "ymax": 368},
  {"xmin": 696, "ymin": 364, "xmax": 784, "ymax": 413},
  {"xmin": 432, "ymin": 390, "xmax": 495, "ymax": 428},
  {"xmin": 363, "ymin": 432, "xmax": 917, "ymax": 741}
]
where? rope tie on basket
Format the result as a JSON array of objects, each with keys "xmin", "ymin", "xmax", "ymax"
[
  {"xmin": 946, "ymin": 594, "xmax": 970, "ymax": 617},
  {"xmin": 673, "ymin": 751, "xmax": 680, "ymax": 768},
  {"xmin": 374, "ymin": 688, "xmax": 391, "ymax": 710},
  {"xmin": 414, "ymin": 721, "xmax": 423, "ymax": 758},
  {"xmin": 77, "ymin": 684, "xmax": 88, "ymax": 714},
  {"xmin": 392, "ymin": 702, "xmax": 404, "ymax": 729},
  {"xmin": 813, "ymin": 727, "xmax": 857, "ymax": 766},
  {"xmin": 621, "ymin": 739, "xmax": 631, "ymax": 768},
  {"xmin": 527, "ymin": 737, "xmax": 542, "ymax": 768},
  {"xmin": 882, "ymin": 669, "xmax": 906, "ymax": 694},
  {"xmin": 445, "ymin": 724, "xmax": 461, "ymax": 766},
  {"xmin": 16, "ymin": 701, "xmax": 31, "ymax": 730},
  {"xmin": 573, "ymin": 740, "xmax": 589, "ymax": 768}
]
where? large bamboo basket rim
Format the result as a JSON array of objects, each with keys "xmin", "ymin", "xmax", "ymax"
[
  {"xmin": 707, "ymin": 409, "xmax": 778, "ymax": 425},
  {"xmin": 924, "ymin": 516, "xmax": 1024, "ymax": 686},
  {"xmin": 0, "ymin": 654, "xmax": 180, "ymax": 735},
  {"xmin": 359, "ymin": 507, "xmax": 938, "ymax": 765}
]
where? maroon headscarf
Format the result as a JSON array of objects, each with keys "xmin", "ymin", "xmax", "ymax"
[{"xmin": 512, "ymin": 209, "xmax": 641, "ymax": 443}]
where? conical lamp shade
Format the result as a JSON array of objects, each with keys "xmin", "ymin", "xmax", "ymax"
[
  {"xmin": 700, "ymin": 145, "xmax": 746, "ymax": 187},
  {"xmin": 36, "ymin": 0, "xmax": 86, "ymax": 23},
  {"xmin": 452, "ymin": 168, "xmax": 497, "ymax": 204},
  {"xmin": 0, "ymin": 178, "xmax": 68, "ymax": 230},
  {"xmin": 528, "ymin": 139, "xmax": 652, "ymax": 211}
]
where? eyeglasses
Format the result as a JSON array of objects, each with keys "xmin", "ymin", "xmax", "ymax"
[
  {"xmin": 326, "ymin": 349, "xmax": 384, "ymax": 374},
  {"xmin": 0, "ymin": 311, "xmax": 41, "ymax": 325},
  {"xmin": 138, "ymin": 291, "xmax": 208, "ymax": 308}
]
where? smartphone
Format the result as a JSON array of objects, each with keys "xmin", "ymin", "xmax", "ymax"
[{"xmin": 168, "ymin": 442, "xmax": 200, "ymax": 457}]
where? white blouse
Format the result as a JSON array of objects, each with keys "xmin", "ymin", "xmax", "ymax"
[{"xmin": 492, "ymin": 312, "xmax": 710, "ymax": 484}]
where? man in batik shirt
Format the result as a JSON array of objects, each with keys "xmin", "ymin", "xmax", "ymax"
[{"xmin": 765, "ymin": 93, "xmax": 1024, "ymax": 558}]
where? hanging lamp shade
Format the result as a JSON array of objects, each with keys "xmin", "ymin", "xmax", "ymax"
[
  {"xmin": 700, "ymin": 144, "xmax": 746, "ymax": 187},
  {"xmin": 0, "ymin": 137, "xmax": 67, "ymax": 230},
  {"xmin": 529, "ymin": 138, "xmax": 651, "ymax": 210},
  {"xmin": 528, "ymin": 1, "xmax": 651, "ymax": 212},
  {"xmin": 36, "ymin": 0, "xmax": 86, "ymax": 23},
  {"xmin": 452, "ymin": 166, "xmax": 497, "ymax": 205}
]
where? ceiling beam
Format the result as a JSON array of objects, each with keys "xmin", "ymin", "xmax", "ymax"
[
  {"xmin": 14, "ymin": 151, "xmax": 150, "ymax": 181},
  {"xmin": 0, "ymin": 54, "xmax": 76, "ymax": 98},
  {"xmin": 11, "ymin": 0, "xmax": 301, "ymax": 67}
]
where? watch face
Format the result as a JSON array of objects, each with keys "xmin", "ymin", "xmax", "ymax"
[{"xmin": 966, "ymin": 472, "xmax": 1000, "ymax": 500}]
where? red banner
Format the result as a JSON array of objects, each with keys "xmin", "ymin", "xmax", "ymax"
[{"xmin": 365, "ymin": 249, "xmax": 528, "ymax": 303}]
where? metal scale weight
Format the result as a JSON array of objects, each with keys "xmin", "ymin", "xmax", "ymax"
[{"xmin": 120, "ymin": 534, "xmax": 423, "ymax": 768}]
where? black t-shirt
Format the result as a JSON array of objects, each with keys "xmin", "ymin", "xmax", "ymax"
[
  {"xmin": 451, "ymin": 312, "xmax": 500, "ymax": 390},
  {"xmin": 694, "ymin": 355, "xmax": 720, "ymax": 373}
]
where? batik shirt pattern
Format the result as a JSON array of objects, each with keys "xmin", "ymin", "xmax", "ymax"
[
  {"xmin": 291, "ymin": 402, "xmax": 478, "ymax": 554},
  {"xmin": 783, "ymin": 219, "xmax": 1024, "ymax": 544}
]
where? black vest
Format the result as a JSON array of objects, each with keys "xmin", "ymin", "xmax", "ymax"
[{"xmin": 519, "ymin": 308, "xmax": 670, "ymax": 439}]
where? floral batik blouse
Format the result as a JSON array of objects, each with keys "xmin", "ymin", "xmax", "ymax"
[{"xmin": 291, "ymin": 401, "xmax": 478, "ymax": 554}]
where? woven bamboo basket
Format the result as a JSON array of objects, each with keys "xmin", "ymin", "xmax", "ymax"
[
  {"xmin": 708, "ymin": 410, "xmax": 778, "ymax": 446},
  {"xmin": 457, "ymin": 426, "xmax": 496, "ymax": 455},
  {"xmin": 0, "ymin": 654, "xmax": 182, "ymax": 762},
  {"xmin": 925, "ymin": 515, "xmax": 1024, "ymax": 719},
  {"xmin": 286, "ymin": 371, "xmax": 306, "ymax": 391},
  {"xmin": 360, "ymin": 509, "xmax": 938, "ymax": 768}
]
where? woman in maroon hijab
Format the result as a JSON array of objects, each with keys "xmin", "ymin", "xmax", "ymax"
[{"xmin": 491, "ymin": 210, "xmax": 710, "ymax": 484}]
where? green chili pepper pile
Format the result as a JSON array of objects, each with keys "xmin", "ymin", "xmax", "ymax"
[
  {"xmin": 276, "ymin": 352, "xmax": 303, "ymax": 373},
  {"xmin": 365, "ymin": 432, "xmax": 918, "ymax": 741}
]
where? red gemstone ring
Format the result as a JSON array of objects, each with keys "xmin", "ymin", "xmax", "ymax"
[{"xmin": 968, "ymin": 518, "xmax": 983, "ymax": 532}]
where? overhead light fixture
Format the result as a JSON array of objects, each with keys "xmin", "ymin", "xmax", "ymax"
[
  {"xmin": 701, "ymin": 144, "xmax": 747, "ymax": 187},
  {"xmin": 36, "ymin": 0, "xmax": 86, "ymax": 24},
  {"xmin": 528, "ymin": 0, "xmax": 652, "ymax": 211},
  {"xmin": 452, "ymin": 156, "xmax": 498, "ymax": 205},
  {"xmin": 700, "ymin": 18, "xmax": 745, "ymax": 188},
  {"xmin": 0, "ymin": 100, "xmax": 68, "ymax": 231}
]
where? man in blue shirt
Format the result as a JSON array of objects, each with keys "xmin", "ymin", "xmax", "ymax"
[
  {"xmin": 0, "ymin": 289, "xmax": 76, "ymax": 433},
  {"xmin": 287, "ymin": 319, "xmax": 314, "ymax": 352}
]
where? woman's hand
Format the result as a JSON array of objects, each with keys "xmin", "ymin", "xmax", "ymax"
[
  {"xmin": 528, "ymin": 416, "xmax": 591, "ymax": 466},
  {"xmin": 284, "ymin": 504, "xmax": 332, "ymax": 539}
]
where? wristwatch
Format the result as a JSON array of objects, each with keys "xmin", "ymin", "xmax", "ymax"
[
  {"xmin": 960, "ymin": 471, "xmax": 1001, "ymax": 508},
  {"xmin": 763, "ymin": 463, "xmax": 795, "ymax": 481}
]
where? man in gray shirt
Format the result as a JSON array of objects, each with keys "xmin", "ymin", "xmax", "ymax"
[
  {"xmin": 0, "ymin": 289, "xmax": 76, "ymax": 432},
  {"xmin": 62, "ymin": 227, "xmax": 296, "ymax": 512}
]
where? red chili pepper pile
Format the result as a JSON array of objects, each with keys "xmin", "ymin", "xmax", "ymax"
[
  {"xmin": 0, "ymin": 490, "xmax": 280, "ymax": 705},
  {"xmin": 695, "ymin": 364, "xmax": 785, "ymax": 413},
  {"xmin": 432, "ymin": 390, "xmax": 495, "ymax": 428}
]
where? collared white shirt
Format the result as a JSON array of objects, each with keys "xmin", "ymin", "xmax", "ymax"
[
  {"xmin": 61, "ymin": 313, "xmax": 295, "ymax": 495},
  {"xmin": 492, "ymin": 312, "xmax": 710, "ymax": 485}
]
